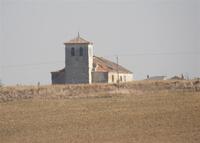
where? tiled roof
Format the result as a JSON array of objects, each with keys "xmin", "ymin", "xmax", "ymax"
[
  {"xmin": 93, "ymin": 56, "xmax": 132, "ymax": 74},
  {"xmin": 51, "ymin": 68, "xmax": 65, "ymax": 74},
  {"xmin": 64, "ymin": 34, "xmax": 92, "ymax": 44}
]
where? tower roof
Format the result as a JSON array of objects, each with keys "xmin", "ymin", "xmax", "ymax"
[{"xmin": 64, "ymin": 33, "xmax": 92, "ymax": 45}]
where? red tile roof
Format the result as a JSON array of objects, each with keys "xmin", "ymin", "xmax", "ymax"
[{"xmin": 93, "ymin": 56, "xmax": 132, "ymax": 74}]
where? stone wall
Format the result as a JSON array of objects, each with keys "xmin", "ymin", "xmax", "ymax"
[
  {"xmin": 65, "ymin": 43, "xmax": 93, "ymax": 84},
  {"xmin": 51, "ymin": 71, "xmax": 65, "ymax": 84},
  {"xmin": 92, "ymin": 72, "xmax": 108, "ymax": 83}
]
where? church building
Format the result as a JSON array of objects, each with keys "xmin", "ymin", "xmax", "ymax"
[{"xmin": 51, "ymin": 34, "xmax": 133, "ymax": 84}]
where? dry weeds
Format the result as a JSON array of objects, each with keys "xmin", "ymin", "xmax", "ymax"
[
  {"xmin": 0, "ymin": 80, "xmax": 199, "ymax": 102},
  {"xmin": 0, "ymin": 80, "xmax": 200, "ymax": 143}
]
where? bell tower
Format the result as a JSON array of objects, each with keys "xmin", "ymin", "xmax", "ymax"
[{"xmin": 64, "ymin": 34, "xmax": 93, "ymax": 84}]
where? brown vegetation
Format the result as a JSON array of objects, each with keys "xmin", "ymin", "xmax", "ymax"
[
  {"xmin": 0, "ymin": 80, "xmax": 200, "ymax": 102},
  {"xmin": 0, "ymin": 80, "xmax": 200, "ymax": 143}
]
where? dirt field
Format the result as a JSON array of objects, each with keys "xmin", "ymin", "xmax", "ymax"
[{"xmin": 0, "ymin": 81, "xmax": 200, "ymax": 143}]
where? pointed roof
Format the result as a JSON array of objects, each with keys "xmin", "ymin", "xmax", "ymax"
[{"xmin": 64, "ymin": 33, "xmax": 92, "ymax": 45}]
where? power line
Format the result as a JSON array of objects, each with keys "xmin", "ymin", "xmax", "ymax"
[
  {"xmin": 1, "ymin": 51, "xmax": 199, "ymax": 69},
  {"xmin": 1, "ymin": 60, "xmax": 64, "ymax": 69},
  {"xmin": 102, "ymin": 52, "xmax": 200, "ymax": 57}
]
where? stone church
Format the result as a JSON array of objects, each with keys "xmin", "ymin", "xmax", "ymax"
[{"xmin": 51, "ymin": 34, "xmax": 133, "ymax": 84}]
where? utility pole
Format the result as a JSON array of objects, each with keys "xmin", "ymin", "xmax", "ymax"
[{"xmin": 116, "ymin": 56, "xmax": 119, "ymax": 90}]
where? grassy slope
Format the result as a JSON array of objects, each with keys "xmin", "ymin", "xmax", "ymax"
[{"xmin": 0, "ymin": 91, "xmax": 200, "ymax": 143}]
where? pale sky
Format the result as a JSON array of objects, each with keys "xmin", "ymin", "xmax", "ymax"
[{"xmin": 0, "ymin": 0, "xmax": 199, "ymax": 85}]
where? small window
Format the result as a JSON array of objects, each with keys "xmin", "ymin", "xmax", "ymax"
[
  {"xmin": 71, "ymin": 47, "xmax": 75, "ymax": 56},
  {"xmin": 80, "ymin": 47, "xmax": 83, "ymax": 56},
  {"xmin": 120, "ymin": 76, "xmax": 122, "ymax": 82},
  {"xmin": 112, "ymin": 75, "xmax": 114, "ymax": 82}
]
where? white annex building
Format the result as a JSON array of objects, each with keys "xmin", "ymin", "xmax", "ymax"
[{"xmin": 51, "ymin": 34, "xmax": 133, "ymax": 84}]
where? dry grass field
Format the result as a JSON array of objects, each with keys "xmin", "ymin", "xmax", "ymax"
[{"xmin": 0, "ymin": 80, "xmax": 200, "ymax": 143}]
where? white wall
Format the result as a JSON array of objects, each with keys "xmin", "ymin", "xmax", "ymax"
[{"xmin": 108, "ymin": 72, "xmax": 133, "ymax": 83}]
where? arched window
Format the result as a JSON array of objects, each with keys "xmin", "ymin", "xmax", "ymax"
[
  {"xmin": 71, "ymin": 47, "xmax": 75, "ymax": 56},
  {"xmin": 80, "ymin": 47, "xmax": 83, "ymax": 56}
]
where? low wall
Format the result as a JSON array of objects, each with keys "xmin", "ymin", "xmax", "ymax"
[{"xmin": 0, "ymin": 80, "xmax": 200, "ymax": 102}]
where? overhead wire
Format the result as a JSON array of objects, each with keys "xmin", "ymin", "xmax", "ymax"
[{"xmin": 0, "ymin": 51, "xmax": 199, "ymax": 70}]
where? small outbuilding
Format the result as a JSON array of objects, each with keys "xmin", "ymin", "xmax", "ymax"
[{"xmin": 146, "ymin": 75, "xmax": 167, "ymax": 80}]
